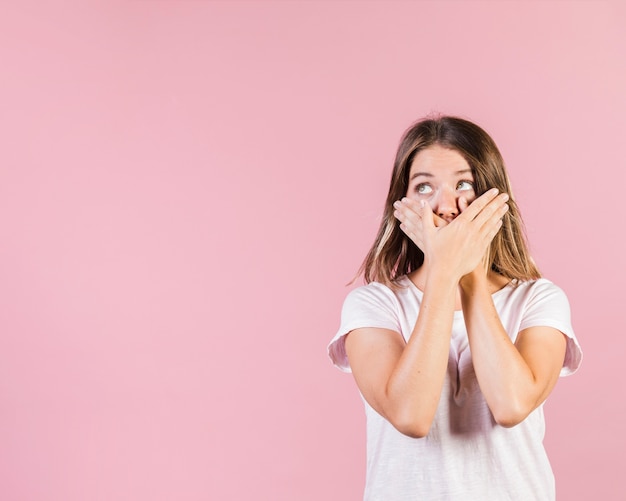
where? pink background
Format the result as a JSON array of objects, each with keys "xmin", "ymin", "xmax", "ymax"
[{"xmin": 1, "ymin": 1, "xmax": 624, "ymax": 500}]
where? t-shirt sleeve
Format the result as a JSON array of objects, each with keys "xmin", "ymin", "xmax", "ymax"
[
  {"xmin": 327, "ymin": 283, "xmax": 401, "ymax": 373},
  {"xmin": 520, "ymin": 280, "xmax": 582, "ymax": 376}
]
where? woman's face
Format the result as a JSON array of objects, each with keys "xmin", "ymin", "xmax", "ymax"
[{"xmin": 406, "ymin": 145, "xmax": 476, "ymax": 223}]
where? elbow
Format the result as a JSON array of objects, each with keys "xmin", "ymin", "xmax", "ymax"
[
  {"xmin": 491, "ymin": 402, "xmax": 531, "ymax": 428},
  {"xmin": 493, "ymin": 414, "xmax": 525, "ymax": 428},
  {"xmin": 395, "ymin": 422, "xmax": 430, "ymax": 439},
  {"xmin": 389, "ymin": 411, "xmax": 433, "ymax": 439}
]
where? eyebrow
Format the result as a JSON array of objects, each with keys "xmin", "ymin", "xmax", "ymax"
[{"xmin": 409, "ymin": 168, "xmax": 472, "ymax": 181}]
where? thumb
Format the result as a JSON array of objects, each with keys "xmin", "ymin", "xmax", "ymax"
[{"xmin": 420, "ymin": 200, "xmax": 435, "ymax": 229}]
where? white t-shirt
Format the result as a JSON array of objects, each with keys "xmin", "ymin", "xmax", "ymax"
[{"xmin": 328, "ymin": 277, "xmax": 582, "ymax": 501}]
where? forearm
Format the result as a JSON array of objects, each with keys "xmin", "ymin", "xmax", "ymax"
[
  {"xmin": 387, "ymin": 189, "xmax": 512, "ymax": 434},
  {"xmin": 460, "ymin": 273, "xmax": 539, "ymax": 427},
  {"xmin": 384, "ymin": 269, "xmax": 457, "ymax": 437}
]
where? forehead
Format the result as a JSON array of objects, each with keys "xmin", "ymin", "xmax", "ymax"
[{"xmin": 409, "ymin": 145, "xmax": 471, "ymax": 177}]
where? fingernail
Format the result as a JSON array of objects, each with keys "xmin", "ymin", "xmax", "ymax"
[
  {"xmin": 393, "ymin": 201, "xmax": 401, "ymax": 209},
  {"xmin": 489, "ymin": 188, "xmax": 499, "ymax": 195},
  {"xmin": 502, "ymin": 193, "xmax": 509, "ymax": 201}
]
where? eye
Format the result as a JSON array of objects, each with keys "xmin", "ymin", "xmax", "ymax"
[
  {"xmin": 457, "ymin": 180, "xmax": 474, "ymax": 192},
  {"xmin": 415, "ymin": 183, "xmax": 433, "ymax": 195}
]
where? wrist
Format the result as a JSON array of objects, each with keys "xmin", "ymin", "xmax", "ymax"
[
  {"xmin": 425, "ymin": 264, "xmax": 461, "ymax": 292},
  {"xmin": 459, "ymin": 268, "xmax": 487, "ymax": 293}
]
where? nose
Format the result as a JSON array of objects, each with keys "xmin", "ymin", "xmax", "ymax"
[{"xmin": 433, "ymin": 188, "xmax": 458, "ymax": 222}]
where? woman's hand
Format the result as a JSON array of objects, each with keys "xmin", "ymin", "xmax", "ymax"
[
  {"xmin": 393, "ymin": 197, "xmax": 446, "ymax": 249},
  {"xmin": 393, "ymin": 188, "xmax": 509, "ymax": 281},
  {"xmin": 393, "ymin": 199, "xmax": 447, "ymax": 251}
]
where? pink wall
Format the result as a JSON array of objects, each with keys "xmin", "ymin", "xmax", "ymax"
[{"xmin": 1, "ymin": 1, "xmax": 624, "ymax": 499}]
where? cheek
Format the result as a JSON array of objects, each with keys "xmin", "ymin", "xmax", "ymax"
[
  {"xmin": 405, "ymin": 187, "xmax": 422, "ymax": 201},
  {"xmin": 406, "ymin": 192, "xmax": 424, "ymax": 202}
]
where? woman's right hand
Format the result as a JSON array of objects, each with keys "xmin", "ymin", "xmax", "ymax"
[{"xmin": 393, "ymin": 198, "xmax": 447, "ymax": 251}]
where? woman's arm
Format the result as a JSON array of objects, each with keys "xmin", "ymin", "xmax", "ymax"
[
  {"xmin": 345, "ymin": 268, "xmax": 458, "ymax": 438},
  {"xmin": 459, "ymin": 271, "xmax": 567, "ymax": 427},
  {"xmin": 345, "ymin": 189, "xmax": 509, "ymax": 437}
]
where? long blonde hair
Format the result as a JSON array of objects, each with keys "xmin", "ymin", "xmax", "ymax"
[{"xmin": 359, "ymin": 115, "xmax": 540, "ymax": 287}]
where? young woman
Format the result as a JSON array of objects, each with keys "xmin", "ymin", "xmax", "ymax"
[{"xmin": 328, "ymin": 116, "xmax": 582, "ymax": 500}]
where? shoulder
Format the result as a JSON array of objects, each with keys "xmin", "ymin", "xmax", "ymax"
[
  {"xmin": 505, "ymin": 279, "xmax": 582, "ymax": 375},
  {"xmin": 343, "ymin": 277, "xmax": 414, "ymax": 310},
  {"xmin": 344, "ymin": 280, "xmax": 397, "ymax": 306},
  {"xmin": 521, "ymin": 278, "xmax": 583, "ymax": 376},
  {"xmin": 496, "ymin": 278, "xmax": 573, "ymax": 337},
  {"xmin": 521, "ymin": 277, "xmax": 566, "ymax": 295},
  {"xmin": 501, "ymin": 278, "xmax": 570, "ymax": 309},
  {"xmin": 329, "ymin": 278, "xmax": 412, "ymax": 372}
]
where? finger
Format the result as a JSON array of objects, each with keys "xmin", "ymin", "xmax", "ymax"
[
  {"xmin": 402, "ymin": 198, "xmax": 449, "ymax": 228},
  {"xmin": 393, "ymin": 200, "xmax": 414, "ymax": 225},
  {"xmin": 458, "ymin": 196, "xmax": 469, "ymax": 213},
  {"xmin": 472, "ymin": 193, "xmax": 509, "ymax": 230},
  {"xmin": 420, "ymin": 200, "xmax": 435, "ymax": 229},
  {"xmin": 457, "ymin": 188, "xmax": 499, "ymax": 222},
  {"xmin": 394, "ymin": 201, "xmax": 425, "ymax": 249},
  {"xmin": 400, "ymin": 197, "xmax": 423, "ymax": 217},
  {"xmin": 482, "ymin": 217, "xmax": 503, "ymax": 246},
  {"xmin": 393, "ymin": 199, "xmax": 420, "ymax": 221},
  {"xmin": 399, "ymin": 224, "xmax": 425, "ymax": 250},
  {"xmin": 475, "ymin": 204, "xmax": 507, "ymax": 250},
  {"xmin": 399, "ymin": 201, "xmax": 430, "ymax": 250},
  {"xmin": 397, "ymin": 216, "xmax": 425, "ymax": 249},
  {"xmin": 393, "ymin": 200, "xmax": 409, "ymax": 221}
]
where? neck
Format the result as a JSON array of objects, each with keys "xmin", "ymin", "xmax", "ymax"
[{"xmin": 409, "ymin": 266, "xmax": 510, "ymax": 296}]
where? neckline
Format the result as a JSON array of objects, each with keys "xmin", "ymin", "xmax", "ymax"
[{"xmin": 401, "ymin": 275, "xmax": 515, "ymax": 311}]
